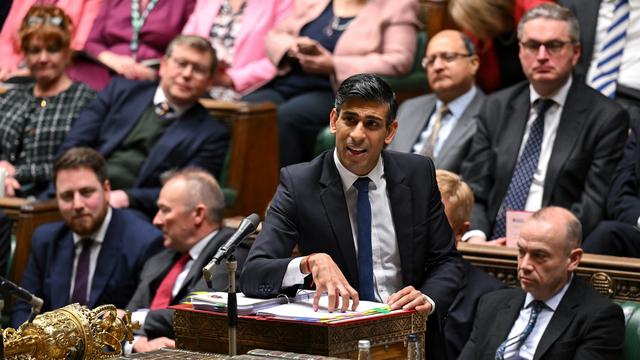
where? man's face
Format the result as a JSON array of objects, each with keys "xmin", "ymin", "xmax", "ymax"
[
  {"xmin": 153, "ymin": 178, "xmax": 198, "ymax": 253},
  {"xmin": 516, "ymin": 217, "xmax": 581, "ymax": 300},
  {"xmin": 330, "ymin": 99, "xmax": 398, "ymax": 176},
  {"xmin": 519, "ymin": 18, "xmax": 580, "ymax": 96},
  {"xmin": 425, "ymin": 31, "xmax": 478, "ymax": 103},
  {"xmin": 24, "ymin": 36, "xmax": 70, "ymax": 86},
  {"xmin": 159, "ymin": 44, "xmax": 215, "ymax": 107},
  {"xmin": 56, "ymin": 167, "xmax": 110, "ymax": 236}
]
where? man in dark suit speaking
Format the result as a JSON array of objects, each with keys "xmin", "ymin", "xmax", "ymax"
[
  {"xmin": 461, "ymin": 3, "xmax": 629, "ymax": 243},
  {"xmin": 240, "ymin": 73, "xmax": 462, "ymax": 358},
  {"xmin": 459, "ymin": 206, "xmax": 624, "ymax": 359}
]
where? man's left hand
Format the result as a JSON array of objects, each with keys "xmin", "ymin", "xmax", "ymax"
[
  {"xmin": 109, "ymin": 190, "xmax": 130, "ymax": 208},
  {"xmin": 387, "ymin": 286, "xmax": 432, "ymax": 313}
]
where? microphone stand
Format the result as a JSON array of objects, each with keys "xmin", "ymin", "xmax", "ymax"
[{"xmin": 226, "ymin": 255, "xmax": 238, "ymax": 356}]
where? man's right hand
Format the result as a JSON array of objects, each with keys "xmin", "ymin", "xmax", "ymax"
[
  {"xmin": 302, "ymin": 253, "xmax": 359, "ymax": 313},
  {"xmin": 132, "ymin": 336, "xmax": 175, "ymax": 353}
]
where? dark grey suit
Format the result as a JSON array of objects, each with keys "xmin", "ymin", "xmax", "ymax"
[
  {"xmin": 557, "ymin": 0, "xmax": 600, "ymax": 81},
  {"xmin": 460, "ymin": 80, "xmax": 629, "ymax": 237},
  {"xmin": 458, "ymin": 277, "xmax": 625, "ymax": 360},
  {"xmin": 389, "ymin": 88, "xmax": 485, "ymax": 174}
]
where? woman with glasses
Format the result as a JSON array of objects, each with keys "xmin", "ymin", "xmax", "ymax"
[
  {"xmin": 244, "ymin": 0, "xmax": 420, "ymax": 168},
  {"xmin": 0, "ymin": 5, "xmax": 95, "ymax": 197}
]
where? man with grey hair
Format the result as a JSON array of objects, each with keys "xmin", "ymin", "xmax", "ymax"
[
  {"xmin": 459, "ymin": 206, "xmax": 625, "ymax": 360},
  {"xmin": 124, "ymin": 167, "xmax": 250, "ymax": 353},
  {"xmin": 56, "ymin": 34, "xmax": 229, "ymax": 218},
  {"xmin": 461, "ymin": 3, "xmax": 629, "ymax": 243}
]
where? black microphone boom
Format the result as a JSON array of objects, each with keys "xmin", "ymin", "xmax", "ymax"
[
  {"xmin": 202, "ymin": 213, "xmax": 260, "ymax": 288},
  {"xmin": 0, "ymin": 275, "xmax": 44, "ymax": 315}
]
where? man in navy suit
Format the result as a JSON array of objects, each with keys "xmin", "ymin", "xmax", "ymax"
[
  {"xmin": 57, "ymin": 34, "xmax": 229, "ymax": 217},
  {"xmin": 240, "ymin": 74, "xmax": 462, "ymax": 359},
  {"xmin": 12, "ymin": 148, "xmax": 163, "ymax": 327}
]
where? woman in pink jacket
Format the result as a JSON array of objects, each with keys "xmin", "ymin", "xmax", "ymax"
[
  {"xmin": 181, "ymin": 0, "xmax": 292, "ymax": 100},
  {"xmin": 244, "ymin": 0, "xmax": 420, "ymax": 167}
]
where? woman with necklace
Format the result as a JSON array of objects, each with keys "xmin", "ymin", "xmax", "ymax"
[
  {"xmin": 0, "ymin": 5, "xmax": 95, "ymax": 197},
  {"xmin": 68, "ymin": 0, "xmax": 196, "ymax": 90},
  {"xmin": 244, "ymin": 0, "xmax": 420, "ymax": 168}
]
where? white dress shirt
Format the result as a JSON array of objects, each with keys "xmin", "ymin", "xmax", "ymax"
[
  {"xmin": 69, "ymin": 207, "xmax": 113, "ymax": 302},
  {"xmin": 502, "ymin": 276, "xmax": 573, "ymax": 360}
]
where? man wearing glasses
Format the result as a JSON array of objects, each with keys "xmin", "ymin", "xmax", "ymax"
[
  {"xmin": 461, "ymin": 3, "xmax": 629, "ymax": 244},
  {"xmin": 56, "ymin": 35, "xmax": 229, "ymax": 218},
  {"xmin": 389, "ymin": 30, "xmax": 484, "ymax": 174}
]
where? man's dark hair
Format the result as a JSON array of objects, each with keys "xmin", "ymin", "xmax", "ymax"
[
  {"xmin": 334, "ymin": 73, "xmax": 398, "ymax": 126},
  {"xmin": 54, "ymin": 147, "xmax": 108, "ymax": 184}
]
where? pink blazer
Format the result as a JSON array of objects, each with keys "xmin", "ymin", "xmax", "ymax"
[
  {"xmin": 182, "ymin": 0, "xmax": 292, "ymax": 94},
  {"xmin": 0, "ymin": 0, "xmax": 103, "ymax": 72},
  {"xmin": 266, "ymin": 0, "xmax": 420, "ymax": 89}
]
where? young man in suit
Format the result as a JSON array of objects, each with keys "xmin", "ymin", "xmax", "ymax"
[
  {"xmin": 124, "ymin": 168, "xmax": 249, "ymax": 353},
  {"xmin": 461, "ymin": 3, "xmax": 629, "ymax": 243},
  {"xmin": 240, "ymin": 73, "xmax": 462, "ymax": 359},
  {"xmin": 459, "ymin": 206, "xmax": 624, "ymax": 360},
  {"xmin": 11, "ymin": 147, "xmax": 163, "ymax": 327},
  {"xmin": 389, "ymin": 30, "xmax": 484, "ymax": 174},
  {"xmin": 56, "ymin": 34, "xmax": 229, "ymax": 218}
]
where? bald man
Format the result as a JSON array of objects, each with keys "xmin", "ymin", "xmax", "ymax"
[
  {"xmin": 389, "ymin": 29, "xmax": 484, "ymax": 174},
  {"xmin": 460, "ymin": 207, "xmax": 624, "ymax": 360}
]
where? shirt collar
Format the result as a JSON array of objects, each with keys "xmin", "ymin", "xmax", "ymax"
[
  {"xmin": 188, "ymin": 229, "xmax": 220, "ymax": 261},
  {"xmin": 153, "ymin": 86, "xmax": 190, "ymax": 117},
  {"xmin": 72, "ymin": 207, "xmax": 112, "ymax": 245},
  {"xmin": 437, "ymin": 86, "xmax": 478, "ymax": 119},
  {"xmin": 525, "ymin": 274, "xmax": 574, "ymax": 311},
  {"xmin": 529, "ymin": 76, "xmax": 572, "ymax": 108},
  {"xmin": 333, "ymin": 149, "xmax": 384, "ymax": 192}
]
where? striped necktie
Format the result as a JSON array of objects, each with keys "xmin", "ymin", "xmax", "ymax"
[
  {"xmin": 588, "ymin": 0, "xmax": 630, "ymax": 98},
  {"xmin": 495, "ymin": 300, "xmax": 545, "ymax": 360}
]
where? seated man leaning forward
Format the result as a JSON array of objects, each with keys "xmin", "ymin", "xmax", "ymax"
[
  {"xmin": 240, "ymin": 73, "xmax": 463, "ymax": 358},
  {"xmin": 459, "ymin": 206, "xmax": 625, "ymax": 360},
  {"xmin": 12, "ymin": 147, "xmax": 163, "ymax": 327},
  {"xmin": 55, "ymin": 34, "xmax": 229, "ymax": 218}
]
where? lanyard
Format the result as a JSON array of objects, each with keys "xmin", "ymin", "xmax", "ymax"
[{"xmin": 130, "ymin": 0, "xmax": 160, "ymax": 60}]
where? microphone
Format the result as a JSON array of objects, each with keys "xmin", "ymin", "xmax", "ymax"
[
  {"xmin": 0, "ymin": 275, "xmax": 44, "ymax": 315},
  {"xmin": 202, "ymin": 213, "xmax": 260, "ymax": 288}
]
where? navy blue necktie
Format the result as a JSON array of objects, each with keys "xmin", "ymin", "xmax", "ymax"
[
  {"xmin": 495, "ymin": 300, "xmax": 545, "ymax": 360},
  {"xmin": 353, "ymin": 177, "xmax": 375, "ymax": 301},
  {"xmin": 71, "ymin": 238, "xmax": 93, "ymax": 305},
  {"xmin": 492, "ymin": 99, "xmax": 555, "ymax": 239}
]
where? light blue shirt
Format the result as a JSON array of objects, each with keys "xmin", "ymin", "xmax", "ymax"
[{"xmin": 412, "ymin": 86, "xmax": 478, "ymax": 157}]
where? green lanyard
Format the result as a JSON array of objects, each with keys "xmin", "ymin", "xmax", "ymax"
[{"xmin": 130, "ymin": 0, "xmax": 160, "ymax": 60}]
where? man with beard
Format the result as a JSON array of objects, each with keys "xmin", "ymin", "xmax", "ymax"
[{"xmin": 11, "ymin": 147, "xmax": 163, "ymax": 326}]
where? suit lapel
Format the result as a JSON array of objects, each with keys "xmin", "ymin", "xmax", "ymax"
[
  {"xmin": 319, "ymin": 153, "xmax": 358, "ymax": 286},
  {"xmin": 437, "ymin": 90, "xmax": 484, "ymax": 166},
  {"xmin": 413, "ymin": 98, "xmax": 437, "ymax": 148},
  {"xmin": 542, "ymin": 81, "xmax": 584, "ymax": 205},
  {"xmin": 89, "ymin": 211, "xmax": 123, "ymax": 307},
  {"xmin": 49, "ymin": 233, "xmax": 74, "ymax": 309},
  {"xmin": 177, "ymin": 229, "xmax": 230, "ymax": 297},
  {"xmin": 534, "ymin": 279, "xmax": 581, "ymax": 360},
  {"xmin": 490, "ymin": 291, "xmax": 527, "ymax": 352},
  {"xmin": 382, "ymin": 152, "xmax": 414, "ymax": 285}
]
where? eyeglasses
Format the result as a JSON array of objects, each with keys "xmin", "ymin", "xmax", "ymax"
[
  {"xmin": 422, "ymin": 52, "xmax": 472, "ymax": 68},
  {"xmin": 168, "ymin": 57, "xmax": 211, "ymax": 79},
  {"xmin": 520, "ymin": 40, "xmax": 574, "ymax": 56},
  {"xmin": 27, "ymin": 15, "xmax": 66, "ymax": 29}
]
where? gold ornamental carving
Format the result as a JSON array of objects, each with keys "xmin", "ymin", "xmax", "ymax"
[
  {"xmin": 3, "ymin": 303, "xmax": 138, "ymax": 360},
  {"xmin": 591, "ymin": 272, "xmax": 615, "ymax": 298}
]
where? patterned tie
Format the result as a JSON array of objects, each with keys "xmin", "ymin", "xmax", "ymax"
[
  {"xmin": 492, "ymin": 99, "xmax": 554, "ymax": 239},
  {"xmin": 421, "ymin": 105, "xmax": 450, "ymax": 158},
  {"xmin": 353, "ymin": 177, "xmax": 375, "ymax": 302},
  {"xmin": 588, "ymin": 0, "xmax": 630, "ymax": 98},
  {"xmin": 495, "ymin": 300, "xmax": 545, "ymax": 360},
  {"xmin": 71, "ymin": 238, "xmax": 93, "ymax": 305},
  {"xmin": 150, "ymin": 253, "xmax": 190, "ymax": 309},
  {"xmin": 154, "ymin": 101, "xmax": 175, "ymax": 119}
]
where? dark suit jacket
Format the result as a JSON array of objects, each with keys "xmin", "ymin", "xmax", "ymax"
[
  {"xmin": 389, "ymin": 88, "xmax": 485, "ymax": 174},
  {"xmin": 57, "ymin": 77, "xmax": 230, "ymax": 216},
  {"xmin": 240, "ymin": 150, "xmax": 463, "ymax": 327},
  {"xmin": 11, "ymin": 209, "xmax": 163, "ymax": 327},
  {"xmin": 461, "ymin": 80, "xmax": 629, "ymax": 237},
  {"xmin": 607, "ymin": 120, "xmax": 640, "ymax": 224},
  {"xmin": 557, "ymin": 0, "xmax": 601, "ymax": 81},
  {"xmin": 126, "ymin": 227, "xmax": 250, "ymax": 339},
  {"xmin": 458, "ymin": 277, "xmax": 625, "ymax": 360}
]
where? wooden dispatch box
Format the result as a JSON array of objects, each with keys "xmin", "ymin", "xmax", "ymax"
[{"xmin": 172, "ymin": 305, "xmax": 427, "ymax": 359}]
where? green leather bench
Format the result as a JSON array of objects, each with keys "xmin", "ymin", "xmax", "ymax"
[{"xmin": 618, "ymin": 301, "xmax": 640, "ymax": 360}]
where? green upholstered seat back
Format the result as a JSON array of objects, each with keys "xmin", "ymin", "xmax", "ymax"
[{"xmin": 617, "ymin": 301, "xmax": 640, "ymax": 360}]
